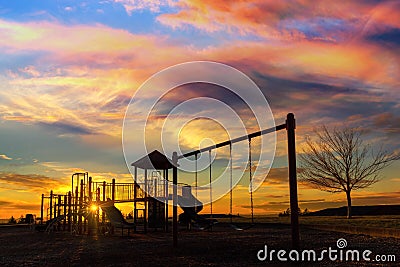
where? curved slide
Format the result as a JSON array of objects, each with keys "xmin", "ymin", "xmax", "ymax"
[
  {"xmin": 178, "ymin": 186, "xmax": 205, "ymax": 225},
  {"xmin": 178, "ymin": 195, "xmax": 203, "ymax": 223}
]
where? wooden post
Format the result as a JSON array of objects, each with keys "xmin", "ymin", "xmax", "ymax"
[
  {"xmin": 102, "ymin": 181, "xmax": 106, "ymax": 223},
  {"xmin": 57, "ymin": 195, "xmax": 61, "ymax": 230},
  {"xmin": 53, "ymin": 194, "xmax": 57, "ymax": 224},
  {"xmin": 165, "ymin": 169, "xmax": 169, "ymax": 233},
  {"xmin": 88, "ymin": 176, "xmax": 92, "ymax": 202},
  {"xmin": 49, "ymin": 190, "xmax": 53, "ymax": 220},
  {"xmin": 88, "ymin": 189, "xmax": 94, "ymax": 237},
  {"xmin": 112, "ymin": 178, "xmax": 116, "ymax": 201},
  {"xmin": 286, "ymin": 113, "xmax": 300, "ymax": 249},
  {"xmin": 57, "ymin": 195, "xmax": 61, "ymax": 216},
  {"xmin": 102, "ymin": 181, "xmax": 106, "ymax": 201},
  {"xmin": 68, "ymin": 191, "xmax": 72, "ymax": 232},
  {"xmin": 134, "ymin": 167, "xmax": 137, "ymax": 230},
  {"xmin": 108, "ymin": 179, "xmax": 116, "ymax": 235},
  {"xmin": 209, "ymin": 150, "xmax": 213, "ymax": 230},
  {"xmin": 87, "ymin": 176, "xmax": 92, "ymax": 235},
  {"xmin": 63, "ymin": 195, "xmax": 67, "ymax": 231},
  {"xmin": 144, "ymin": 170, "xmax": 147, "ymax": 233},
  {"xmin": 96, "ymin": 187, "xmax": 100, "ymax": 224},
  {"xmin": 71, "ymin": 173, "xmax": 75, "ymax": 201},
  {"xmin": 154, "ymin": 177, "xmax": 157, "ymax": 197},
  {"xmin": 74, "ymin": 186, "xmax": 79, "ymax": 227},
  {"xmin": 172, "ymin": 152, "xmax": 178, "ymax": 248},
  {"xmin": 79, "ymin": 179, "xmax": 84, "ymax": 234},
  {"xmin": 41, "ymin": 194, "xmax": 44, "ymax": 224}
]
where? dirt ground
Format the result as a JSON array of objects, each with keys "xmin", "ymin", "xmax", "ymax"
[{"xmin": 0, "ymin": 223, "xmax": 398, "ymax": 266}]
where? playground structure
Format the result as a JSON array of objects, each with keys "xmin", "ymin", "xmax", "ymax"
[
  {"xmin": 39, "ymin": 169, "xmax": 171, "ymax": 235},
  {"xmin": 170, "ymin": 113, "xmax": 299, "ymax": 248},
  {"xmin": 39, "ymin": 151, "xmax": 205, "ymax": 235},
  {"xmin": 39, "ymin": 113, "xmax": 299, "ymax": 248}
]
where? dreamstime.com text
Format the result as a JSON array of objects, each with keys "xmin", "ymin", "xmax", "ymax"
[{"xmin": 257, "ymin": 238, "xmax": 396, "ymax": 263}]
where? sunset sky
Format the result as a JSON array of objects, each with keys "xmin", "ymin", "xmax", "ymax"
[{"xmin": 0, "ymin": 0, "xmax": 399, "ymax": 219}]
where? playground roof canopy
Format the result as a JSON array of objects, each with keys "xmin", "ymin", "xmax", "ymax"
[{"xmin": 131, "ymin": 150, "xmax": 175, "ymax": 170}]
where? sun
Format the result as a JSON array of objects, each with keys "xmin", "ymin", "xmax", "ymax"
[{"xmin": 90, "ymin": 204, "xmax": 98, "ymax": 212}]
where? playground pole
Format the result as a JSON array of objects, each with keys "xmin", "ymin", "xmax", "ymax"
[
  {"xmin": 172, "ymin": 152, "xmax": 178, "ymax": 248},
  {"xmin": 144, "ymin": 170, "xmax": 148, "ymax": 233},
  {"xmin": 49, "ymin": 190, "xmax": 53, "ymax": 220},
  {"xmin": 134, "ymin": 167, "xmax": 137, "ymax": 229},
  {"xmin": 58, "ymin": 195, "xmax": 62, "ymax": 230},
  {"xmin": 74, "ymin": 186, "xmax": 78, "ymax": 227},
  {"xmin": 63, "ymin": 195, "xmax": 67, "ymax": 231},
  {"xmin": 88, "ymin": 176, "xmax": 92, "ymax": 202},
  {"xmin": 58, "ymin": 195, "xmax": 61, "ymax": 216},
  {"xmin": 96, "ymin": 187, "xmax": 100, "ymax": 227},
  {"xmin": 112, "ymin": 178, "xmax": 116, "ymax": 201},
  {"xmin": 165, "ymin": 169, "xmax": 169, "ymax": 233},
  {"xmin": 102, "ymin": 181, "xmax": 106, "ymax": 223},
  {"xmin": 41, "ymin": 194, "xmax": 44, "ymax": 224},
  {"xmin": 286, "ymin": 113, "xmax": 300, "ymax": 249},
  {"xmin": 53, "ymin": 195, "xmax": 57, "ymax": 219},
  {"xmin": 68, "ymin": 191, "xmax": 72, "ymax": 232},
  {"xmin": 79, "ymin": 180, "xmax": 83, "ymax": 234}
]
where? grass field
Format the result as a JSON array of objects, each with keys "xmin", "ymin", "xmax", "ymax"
[
  {"xmin": 2, "ymin": 215, "xmax": 399, "ymax": 230},
  {"xmin": 217, "ymin": 215, "xmax": 400, "ymax": 229},
  {"xmin": 1, "ymin": 222, "xmax": 399, "ymax": 266}
]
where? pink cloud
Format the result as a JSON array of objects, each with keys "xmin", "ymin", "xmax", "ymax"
[
  {"xmin": 0, "ymin": 14, "xmax": 398, "ymax": 147},
  {"xmin": 0, "ymin": 19, "xmax": 197, "ymax": 137},
  {"xmin": 157, "ymin": 0, "xmax": 400, "ymax": 45}
]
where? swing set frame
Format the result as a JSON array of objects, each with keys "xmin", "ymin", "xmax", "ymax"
[
  {"xmin": 171, "ymin": 113, "xmax": 300, "ymax": 249},
  {"xmin": 193, "ymin": 131, "xmax": 256, "ymax": 228}
]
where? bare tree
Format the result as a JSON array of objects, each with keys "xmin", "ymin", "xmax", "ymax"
[{"xmin": 299, "ymin": 126, "xmax": 399, "ymax": 218}]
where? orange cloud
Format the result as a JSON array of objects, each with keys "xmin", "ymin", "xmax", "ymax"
[
  {"xmin": 201, "ymin": 39, "xmax": 398, "ymax": 89},
  {"xmin": 0, "ymin": 172, "xmax": 67, "ymax": 193},
  {"xmin": 0, "ymin": 199, "xmax": 41, "ymax": 218},
  {"xmin": 363, "ymin": 1, "xmax": 400, "ymax": 30},
  {"xmin": 0, "ymin": 14, "xmax": 398, "ymax": 144},
  {"xmin": 157, "ymin": 0, "xmax": 400, "ymax": 42},
  {"xmin": 0, "ymin": 154, "xmax": 13, "ymax": 160},
  {"xmin": 157, "ymin": 0, "xmax": 299, "ymax": 39},
  {"xmin": 0, "ymin": 19, "xmax": 201, "ymax": 139},
  {"xmin": 0, "ymin": 19, "xmax": 151, "ymax": 54}
]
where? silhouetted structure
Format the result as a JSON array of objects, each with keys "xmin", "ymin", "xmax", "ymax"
[
  {"xmin": 131, "ymin": 150, "xmax": 174, "ymax": 233},
  {"xmin": 39, "ymin": 114, "xmax": 300, "ymax": 250},
  {"xmin": 173, "ymin": 113, "xmax": 300, "ymax": 248}
]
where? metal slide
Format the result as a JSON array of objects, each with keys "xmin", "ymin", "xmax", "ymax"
[{"xmin": 177, "ymin": 186, "xmax": 210, "ymax": 227}]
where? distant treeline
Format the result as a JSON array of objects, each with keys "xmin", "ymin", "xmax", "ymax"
[
  {"xmin": 278, "ymin": 208, "xmax": 310, "ymax": 217},
  {"xmin": 306, "ymin": 205, "xmax": 400, "ymax": 216}
]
